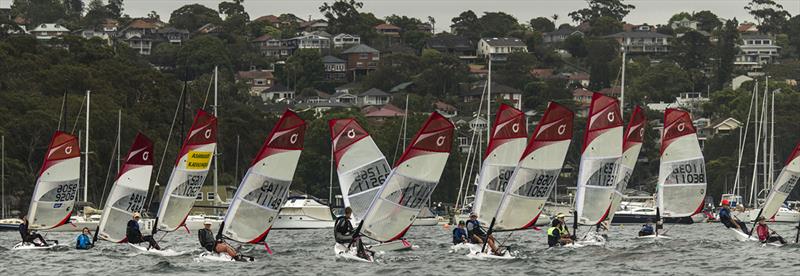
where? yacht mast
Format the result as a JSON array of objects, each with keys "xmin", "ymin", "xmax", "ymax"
[
  {"xmin": 213, "ymin": 66, "xmax": 219, "ymax": 205},
  {"xmin": 1, "ymin": 135, "xmax": 4, "ymax": 218},
  {"xmin": 768, "ymin": 78, "xmax": 775, "ymax": 191},
  {"xmin": 84, "ymin": 90, "xmax": 90, "ymax": 203},
  {"xmin": 748, "ymin": 81, "xmax": 761, "ymax": 206}
]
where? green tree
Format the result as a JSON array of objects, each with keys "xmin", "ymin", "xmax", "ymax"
[
  {"xmin": 786, "ymin": 15, "xmax": 800, "ymax": 56},
  {"xmin": 414, "ymin": 49, "xmax": 468, "ymax": 96},
  {"xmin": 564, "ymin": 34, "xmax": 588, "ymax": 58},
  {"xmin": 176, "ymin": 35, "xmax": 232, "ymax": 80},
  {"xmin": 169, "ymin": 4, "xmax": 222, "ymax": 32},
  {"xmin": 494, "ymin": 52, "xmax": 539, "ymax": 90},
  {"xmin": 629, "ymin": 63, "xmax": 691, "ymax": 103},
  {"xmin": 450, "ymin": 10, "xmax": 480, "ymax": 42},
  {"xmin": 83, "ymin": 0, "xmax": 111, "ymax": 28},
  {"xmin": 529, "ymin": 17, "xmax": 555, "ymax": 32},
  {"xmin": 107, "ymin": 0, "xmax": 124, "ymax": 18},
  {"xmin": 219, "ymin": 0, "xmax": 249, "ymax": 35},
  {"xmin": 713, "ymin": 19, "xmax": 739, "ymax": 90},
  {"xmin": 64, "ymin": 0, "xmax": 84, "ymax": 19},
  {"xmin": 568, "ymin": 0, "xmax": 635, "ymax": 23},
  {"xmin": 668, "ymin": 12, "xmax": 693, "ymax": 26},
  {"xmin": 671, "ymin": 31, "xmax": 710, "ymax": 72},
  {"xmin": 284, "ymin": 49, "xmax": 323, "ymax": 92},
  {"xmin": 745, "ymin": 0, "xmax": 791, "ymax": 34},
  {"xmin": 692, "ymin": 10, "xmax": 721, "ymax": 32},
  {"xmin": 588, "ymin": 16, "xmax": 623, "ymax": 36},
  {"xmin": 478, "ymin": 12, "xmax": 521, "ymax": 37},
  {"xmin": 10, "ymin": 0, "xmax": 66, "ymax": 26},
  {"xmin": 585, "ymin": 38, "xmax": 618, "ymax": 90},
  {"xmin": 319, "ymin": 0, "xmax": 377, "ymax": 42}
]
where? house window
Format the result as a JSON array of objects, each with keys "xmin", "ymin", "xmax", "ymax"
[
  {"xmin": 207, "ymin": 192, "xmax": 216, "ymax": 201},
  {"xmin": 360, "ymin": 53, "xmax": 368, "ymax": 59},
  {"xmin": 255, "ymin": 79, "xmax": 265, "ymax": 85},
  {"xmin": 196, "ymin": 192, "xmax": 204, "ymax": 201}
]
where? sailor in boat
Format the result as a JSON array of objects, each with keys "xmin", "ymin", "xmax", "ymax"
[
  {"xmin": 334, "ymin": 207, "xmax": 373, "ymax": 260},
  {"xmin": 198, "ymin": 221, "xmax": 242, "ymax": 260},
  {"xmin": 19, "ymin": 216, "xmax": 49, "ymax": 246},
  {"xmin": 718, "ymin": 200, "xmax": 749, "ymax": 234},
  {"xmin": 638, "ymin": 220, "xmax": 655, "ymax": 237},
  {"xmin": 755, "ymin": 216, "xmax": 786, "ymax": 245},
  {"xmin": 555, "ymin": 213, "xmax": 574, "ymax": 240},
  {"xmin": 126, "ymin": 212, "xmax": 161, "ymax": 250},
  {"xmin": 452, "ymin": 221, "xmax": 468, "ymax": 245},
  {"xmin": 465, "ymin": 213, "xmax": 500, "ymax": 255},
  {"xmin": 76, "ymin": 227, "xmax": 94, "ymax": 250}
]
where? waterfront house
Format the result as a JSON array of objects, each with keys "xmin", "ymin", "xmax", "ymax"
[
  {"xmin": 341, "ymin": 44, "xmax": 380, "ymax": 81},
  {"xmin": 605, "ymin": 31, "xmax": 671, "ymax": 54},
  {"xmin": 735, "ymin": 34, "xmax": 781, "ymax": 71},
  {"xmin": 251, "ymin": 34, "xmax": 293, "ymax": 58},
  {"xmin": 237, "ymin": 70, "xmax": 275, "ymax": 96},
  {"xmin": 477, "ymin": 37, "xmax": 528, "ymax": 61},
  {"xmin": 358, "ymin": 88, "xmax": 392, "ymax": 106},
  {"xmin": 374, "ymin": 23, "xmax": 401, "ymax": 37},
  {"xmin": 333, "ymin": 33, "xmax": 361, "ymax": 48},
  {"xmin": 260, "ymin": 83, "xmax": 294, "ymax": 103},
  {"xmin": 543, "ymin": 26, "xmax": 583, "ymax": 43},
  {"xmin": 29, "ymin": 23, "xmax": 68, "ymax": 40},
  {"xmin": 286, "ymin": 34, "xmax": 331, "ymax": 51},
  {"xmin": 424, "ymin": 34, "xmax": 477, "ymax": 61},
  {"xmin": 157, "ymin": 27, "xmax": 189, "ymax": 45}
]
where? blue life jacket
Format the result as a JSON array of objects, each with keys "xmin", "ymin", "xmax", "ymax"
[
  {"xmin": 76, "ymin": 234, "xmax": 92, "ymax": 249},
  {"xmin": 640, "ymin": 225, "xmax": 654, "ymax": 234},
  {"xmin": 452, "ymin": 227, "xmax": 467, "ymax": 244}
]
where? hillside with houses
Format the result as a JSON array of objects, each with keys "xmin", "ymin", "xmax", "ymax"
[{"xmin": 0, "ymin": 0, "xmax": 799, "ymax": 210}]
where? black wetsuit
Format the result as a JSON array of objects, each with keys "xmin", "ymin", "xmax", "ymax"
[
  {"xmin": 126, "ymin": 220, "xmax": 161, "ymax": 250},
  {"xmin": 19, "ymin": 222, "xmax": 48, "ymax": 245},
  {"xmin": 198, "ymin": 228, "xmax": 216, "ymax": 252},
  {"xmin": 334, "ymin": 216, "xmax": 354, "ymax": 244}
]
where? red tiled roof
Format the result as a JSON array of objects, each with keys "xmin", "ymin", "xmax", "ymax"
[
  {"xmin": 255, "ymin": 15, "xmax": 280, "ymax": 23},
  {"xmin": 568, "ymin": 72, "xmax": 590, "ymax": 80},
  {"xmin": 530, "ymin": 68, "xmax": 554, "ymax": 78},
  {"xmin": 374, "ymin": 23, "xmax": 401, "ymax": 30},
  {"xmin": 365, "ymin": 104, "xmax": 406, "ymax": 117},
  {"xmin": 128, "ymin": 19, "xmax": 158, "ymax": 29},
  {"xmin": 572, "ymin": 88, "xmax": 593, "ymax": 97}
]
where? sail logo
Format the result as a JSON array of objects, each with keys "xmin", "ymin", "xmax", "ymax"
[
  {"xmin": 187, "ymin": 151, "xmax": 212, "ymax": 169},
  {"xmin": 639, "ymin": 127, "xmax": 645, "ymax": 138},
  {"xmin": 347, "ymin": 129, "xmax": 356, "ymax": 139},
  {"xmin": 142, "ymin": 151, "xmax": 150, "ymax": 161},
  {"xmin": 677, "ymin": 123, "xmax": 685, "ymax": 132},
  {"xmin": 558, "ymin": 124, "xmax": 566, "ymax": 135},
  {"xmin": 512, "ymin": 123, "xmax": 520, "ymax": 133},
  {"xmin": 53, "ymin": 203, "xmax": 62, "ymax": 208},
  {"xmin": 436, "ymin": 136, "xmax": 446, "ymax": 146},
  {"xmin": 204, "ymin": 129, "xmax": 212, "ymax": 139},
  {"xmin": 290, "ymin": 133, "xmax": 299, "ymax": 144},
  {"xmin": 65, "ymin": 146, "xmax": 73, "ymax": 155},
  {"xmin": 607, "ymin": 111, "xmax": 615, "ymax": 122}
]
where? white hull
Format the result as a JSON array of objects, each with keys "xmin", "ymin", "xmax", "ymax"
[
  {"xmin": 738, "ymin": 208, "xmax": 800, "ymax": 223},
  {"xmin": 412, "ymin": 217, "xmax": 440, "ymax": 226},
  {"xmin": 128, "ymin": 243, "xmax": 187, "ymax": 256},
  {"xmin": 272, "ymin": 216, "xmax": 334, "ymax": 229},
  {"xmin": 272, "ymin": 197, "xmax": 334, "ymax": 229},
  {"xmin": 11, "ymin": 241, "xmax": 58, "ymax": 250},
  {"xmin": 334, "ymin": 243, "xmax": 374, "ymax": 262}
]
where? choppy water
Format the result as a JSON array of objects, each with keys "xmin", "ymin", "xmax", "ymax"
[{"xmin": 1, "ymin": 223, "xmax": 800, "ymax": 275}]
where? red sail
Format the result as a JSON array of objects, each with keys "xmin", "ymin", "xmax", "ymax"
[
  {"xmin": 522, "ymin": 102, "xmax": 574, "ymax": 158},
  {"xmin": 115, "ymin": 133, "xmax": 154, "ymax": 180},
  {"xmin": 623, "ymin": 106, "xmax": 647, "ymax": 152},
  {"xmin": 582, "ymin": 93, "xmax": 622, "ymax": 153},
  {"xmin": 785, "ymin": 141, "xmax": 800, "ymax": 166},
  {"xmin": 329, "ymin": 118, "xmax": 370, "ymax": 167},
  {"xmin": 251, "ymin": 109, "xmax": 306, "ymax": 166},
  {"xmin": 394, "ymin": 112, "xmax": 455, "ymax": 167},
  {"xmin": 39, "ymin": 131, "xmax": 80, "ymax": 177},
  {"xmin": 483, "ymin": 103, "xmax": 527, "ymax": 160},
  {"xmin": 175, "ymin": 109, "xmax": 217, "ymax": 165},
  {"xmin": 660, "ymin": 108, "xmax": 696, "ymax": 154}
]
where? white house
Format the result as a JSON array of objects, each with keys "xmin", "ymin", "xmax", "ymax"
[
  {"xmin": 287, "ymin": 34, "xmax": 331, "ymax": 51},
  {"xmin": 29, "ymin": 23, "xmax": 69, "ymax": 40},
  {"xmin": 333, "ymin": 33, "xmax": 361, "ymax": 48},
  {"xmin": 671, "ymin": 17, "xmax": 699, "ymax": 30},
  {"xmin": 735, "ymin": 34, "xmax": 781, "ymax": 71},
  {"xmin": 259, "ymin": 83, "xmax": 294, "ymax": 103},
  {"xmin": 358, "ymin": 88, "xmax": 391, "ymax": 106},
  {"xmin": 477, "ymin": 37, "xmax": 528, "ymax": 61}
]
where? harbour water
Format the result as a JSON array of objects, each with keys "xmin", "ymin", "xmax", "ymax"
[{"xmin": 1, "ymin": 223, "xmax": 799, "ymax": 275}]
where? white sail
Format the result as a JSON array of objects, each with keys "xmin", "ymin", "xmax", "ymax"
[
  {"xmin": 575, "ymin": 93, "xmax": 623, "ymax": 225},
  {"xmin": 473, "ymin": 104, "xmax": 528, "ymax": 225},
  {"xmin": 360, "ymin": 112, "xmax": 454, "ymax": 242},
  {"xmin": 27, "ymin": 131, "xmax": 81, "ymax": 230},
  {"xmin": 759, "ymin": 143, "xmax": 800, "ymax": 220},
  {"xmin": 329, "ymin": 118, "xmax": 390, "ymax": 223},
  {"xmin": 222, "ymin": 110, "xmax": 306, "ymax": 243},
  {"xmin": 494, "ymin": 102, "xmax": 574, "ymax": 230},
  {"xmin": 608, "ymin": 106, "xmax": 647, "ymax": 221},
  {"xmin": 98, "ymin": 133, "xmax": 154, "ymax": 242},
  {"xmin": 156, "ymin": 109, "xmax": 217, "ymax": 232},
  {"xmin": 657, "ymin": 108, "xmax": 706, "ymax": 218}
]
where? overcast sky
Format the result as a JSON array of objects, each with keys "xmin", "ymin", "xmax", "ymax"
[{"xmin": 3, "ymin": 0, "xmax": 799, "ymax": 29}]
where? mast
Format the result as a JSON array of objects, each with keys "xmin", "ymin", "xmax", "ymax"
[
  {"xmin": 1, "ymin": 135, "xmax": 4, "ymax": 218},
  {"xmin": 749, "ymin": 81, "xmax": 760, "ymax": 206},
  {"xmin": 620, "ymin": 47, "xmax": 626, "ymax": 118},
  {"xmin": 328, "ymin": 141, "xmax": 334, "ymax": 205},
  {"xmin": 213, "ymin": 65, "xmax": 219, "ymax": 205},
  {"xmin": 117, "ymin": 109, "xmax": 121, "ymax": 173},
  {"xmin": 486, "ymin": 58, "xmax": 492, "ymax": 142},
  {"xmin": 84, "ymin": 90, "xmax": 90, "ymax": 203},
  {"xmin": 768, "ymin": 78, "xmax": 774, "ymax": 191}
]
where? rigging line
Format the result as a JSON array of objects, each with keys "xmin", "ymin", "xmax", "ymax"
[
  {"xmin": 145, "ymin": 86, "xmax": 186, "ymax": 212},
  {"xmin": 733, "ymin": 83, "xmax": 757, "ymax": 195},
  {"xmin": 455, "ymin": 83, "xmax": 487, "ymax": 214},
  {"xmin": 202, "ymin": 72, "xmax": 214, "ymax": 110},
  {"xmin": 57, "ymin": 91, "xmax": 67, "ymax": 131},
  {"xmin": 98, "ymin": 135, "xmax": 119, "ymax": 208},
  {"xmin": 70, "ymin": 94, "xmax": 87, "ymax": 134}
]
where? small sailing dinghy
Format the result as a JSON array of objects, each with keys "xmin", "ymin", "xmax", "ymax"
[
  {"xmin": 731, "ymin": 142, "xmax": 800, "ymax": 245},
  {"xmin": 607, "ymin": 106, "xmax": 646, "ymax": 224},
  {"xmin": 655, "ymin": 108, "xmax": 707, "ymax": 240},
  {"xmin": 341, "ymin": 112, "xmax": 454, "ymax": 261},
  {"xmin": 206, "ymin": 110, "xmax": 306, "ymax": 262},
  {"xmin": 572, "ymin": 93, "xmax": 623, "ymax": 246},
  {"xmin": 96, "ymin": 133, "xmax": 154, "ymax": 244},
  {"xmin": 13, "ymin": 131, "xmax": 80, "ymax": 250},
  {"xmin": 472, "ymin": 102, "xmax": 574, "ymax": 257}
]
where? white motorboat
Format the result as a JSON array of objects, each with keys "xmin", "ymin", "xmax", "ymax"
[
  {"xmin": 272, "ymin": 196, "xmax": 334, "ymax": 229},
  {"xmin": 738, "ymin": 207, "xmax": 800, "ymax": 223}
]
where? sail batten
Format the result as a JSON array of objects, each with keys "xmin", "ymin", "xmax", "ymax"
[
  {"xmin": 575, "ymin": 93, "xmax": 623, "ymax": 225},
  {"xmin": 657, "ymin": 108, "xmax": 706, "ymax": 218},
  {"xmin": 156, "ymin": 109, "xmax": 218, "ymax": 232},
  {"xmin": 222, "ymin": 110, "xmax": 306, "ymax": 243},
  {"xmin": 360, "ymin": 112, "xmax": 454, "ymax": 242},
  {"xmin": 473, "ymin": 104, "xmax": 528, "ymax": 225},
  {"xmin": 98, "ymin": 133, "xmax": 154, "ymax": 242},
  {"xmin": 27, "ymin": 131, "xmax": 81, "ymax": 230},
  {"xmin": 493, "ymin": 102, "xmax": 574, "ymax": 230}
]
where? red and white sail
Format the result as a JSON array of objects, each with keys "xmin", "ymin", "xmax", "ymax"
[
  {"xmin": 472, "ymin": 104, "xmax": 528, "ymax": 225},
  {"xmin": 657, "ymin": 108, "xmax": 706, "ymax": 218},
  {"xmin": 575, "ymin": 93, "xmax": 623, "ymax": 225},
  {"xmin": 494, "ymin": 102, "xmax": 574, "ymax": 230},
  {"xmin": 156, "ymin": 109, "xmax": 217, "ymax": 232},
  {"xmin": 608, "ymin": 106, "xmax": 647, "ymax": 221},
  {"xmin": 98, "ymin": 133, "xmax": 154, "ymax": 242},
  {"xmin": 758, "ymin": 142, "xmax": 800, "ymax": 220},
  {"xmin": 222, "ymin": 110, "xmax": 306, "ymax": 243},
  {"xmin": 27, "ymin": 131, "xmax": 81, "ymax": 230},
  {"xmin": 360, "ymin": 112, "xmax": 454, "ymax": 242},
  {"xmin": 329, "ymin": 119, "xmax": 390, "ymax": 223}
]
